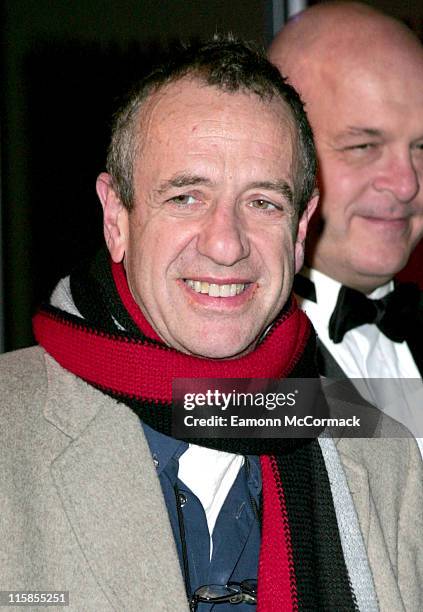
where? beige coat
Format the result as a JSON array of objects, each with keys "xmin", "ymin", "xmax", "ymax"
[{"xmin": 1, "ymin": 347, "xmax": 422, "ymax": 611}]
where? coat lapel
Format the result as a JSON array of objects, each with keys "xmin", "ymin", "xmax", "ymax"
[{"xmin": 44, "ymin": 355, "xmax": 188, "ymax": 611}]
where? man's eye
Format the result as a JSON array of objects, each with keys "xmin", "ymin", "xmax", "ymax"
[
  {"xmin": 169, "ymin": 195, "xmax": 198, "ymax": 206},
  {"xmin": 345, "ymin": 143, "xmax": 376, "ymax": 151},
  {"xmin": 339, "ymin": 143, "xmax": 381, "ymax": 162},
  {"xmin": 249, "ymin": 199, "xmax": 279, "ymax": 211}
]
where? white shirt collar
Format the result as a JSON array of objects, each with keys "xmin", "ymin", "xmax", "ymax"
[{"xmin": 299, "ymin": 267, "xmax": 394, "ymax": 328}]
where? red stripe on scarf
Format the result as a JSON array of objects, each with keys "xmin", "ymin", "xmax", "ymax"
[
  {"xmin": 111, "ymin": 261, "xmax": 163, "ymax": 342},
  {"xmin": 258, "ymin": 456, "xmax": 298, "ymax": 612}
]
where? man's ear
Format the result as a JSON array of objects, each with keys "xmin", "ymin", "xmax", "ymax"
[
  {"xmin": 96, "ymin": 172, "xmax": 129, "ymax": 263},
  {"xmin": 294, "ymin": 192, "xmax": 319, "ymax": 274}
]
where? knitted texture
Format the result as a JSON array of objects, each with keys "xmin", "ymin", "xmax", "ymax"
[
  {"xmin": 277, "ymin": 443, "xmax": 358, "ymax": 611},
  {"xmin": 258, "ymin": 456, "xmax": 298, "ymax": 611},
  {"xmin": 33, "ymin": 251, "xmax": 358, "ymax": 611}
]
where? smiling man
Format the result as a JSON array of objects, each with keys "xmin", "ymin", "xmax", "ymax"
[
  {"xmin": 1, "ymin": 37, "xmax": 422, "ymax": 611},
  {"xmin": 269, "ymin": 2, "xmax": 423, "ymax": 442}
]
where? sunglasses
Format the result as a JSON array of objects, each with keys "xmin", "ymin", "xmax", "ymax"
[{"xmin": 190, "ymin": 579, "xmax": 257, "ymax": 610}]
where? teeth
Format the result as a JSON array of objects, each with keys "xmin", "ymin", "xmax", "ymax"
[{"xmin": 185, "ymin": 280, "xmax": 246, "ymax": 297}]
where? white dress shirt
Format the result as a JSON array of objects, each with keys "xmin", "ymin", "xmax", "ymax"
[
  {"xmin": 296, "ymin": 268, "xmax": 423, "ymax": 454},
  {"xmin": 179, "ymin": 446, "xmax": 244, "ymax": 558}
]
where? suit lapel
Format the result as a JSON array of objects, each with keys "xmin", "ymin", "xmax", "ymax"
[
  {"xmin": 406, "ymin": 337, "xmax": 423, "ymax": 377},
  {"xmin": 405, "ymin": 300, "xmax": 423, "ymax": 377},
  {"xmin": 316, "ymin": 339, "xmax": 348, "ymax": 379},
  {"xmin": 44, "ymin": 355, "xmax": 188, "ymax": 611}
]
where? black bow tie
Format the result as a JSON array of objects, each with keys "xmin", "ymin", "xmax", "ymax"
[{"xmin": 294, "ymin": 275, "xmax": 421, "ymax": 344}]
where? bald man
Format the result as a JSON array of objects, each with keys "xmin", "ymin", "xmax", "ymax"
[{"xmin": 270, "ymin": 2, "xmax": 423, "ymax": 446}]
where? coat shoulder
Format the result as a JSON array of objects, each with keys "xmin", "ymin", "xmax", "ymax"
[
  {"xmin": 0, "ymin": 346, "xmax": 48, "ymax": 424},
  {"xmin": 0, "ymin": 345, "xmax": 47, "ymax": 380}
]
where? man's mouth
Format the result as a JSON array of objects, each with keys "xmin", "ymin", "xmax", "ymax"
[
  {"xmin": 358, "ymin": 215, "xmax": 410, "ymax": 232},
  {"xmin": 361, "ymin": 215, "xmax": 409, "ymax": 222},
  {"xmin": 183, "ymin": 279, "xmax": 249, "ymax": 298}
]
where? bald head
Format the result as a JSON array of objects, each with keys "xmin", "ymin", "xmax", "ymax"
[
  {"xmin": 269, "ymin": 2, "xmax": 423, "ymax": 293},
  {"xmin": 269, "ymin": 2, "xmax": 422, "ymax": 99}
]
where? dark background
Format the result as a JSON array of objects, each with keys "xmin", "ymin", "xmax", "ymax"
[{"xmin": 1, "ymin": 0, "xmax": 422, "ymax": 351}]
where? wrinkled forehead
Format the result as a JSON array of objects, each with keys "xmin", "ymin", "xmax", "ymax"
[
  {"xmin": 134, "ymin": 78, "xmax": 299, "ymax": 163},
  {"xmin": 141, "ymin": 76, "xmax": 295, "ymax": 138}
]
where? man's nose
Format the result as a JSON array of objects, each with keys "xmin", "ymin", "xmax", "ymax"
[
  {"xmin": 373, "ymin": 150, "xmax": 419, "ymax": 203},
  {"xmin": 196, "ymin": 204, "xmax": 250, "ymax": 266}
]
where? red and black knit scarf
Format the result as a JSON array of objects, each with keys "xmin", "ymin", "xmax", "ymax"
[{"xmin": 33, "ymin": 251, "xmax": 357, "ymax": 611}]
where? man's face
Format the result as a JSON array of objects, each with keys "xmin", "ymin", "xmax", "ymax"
[
  {"xmin": 305, "ymin": 57, "xmax": 423, "ymax": 291},
  {"xmin": 100, "ymin": 79, "xmax": 316, "ymax": 358}
]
